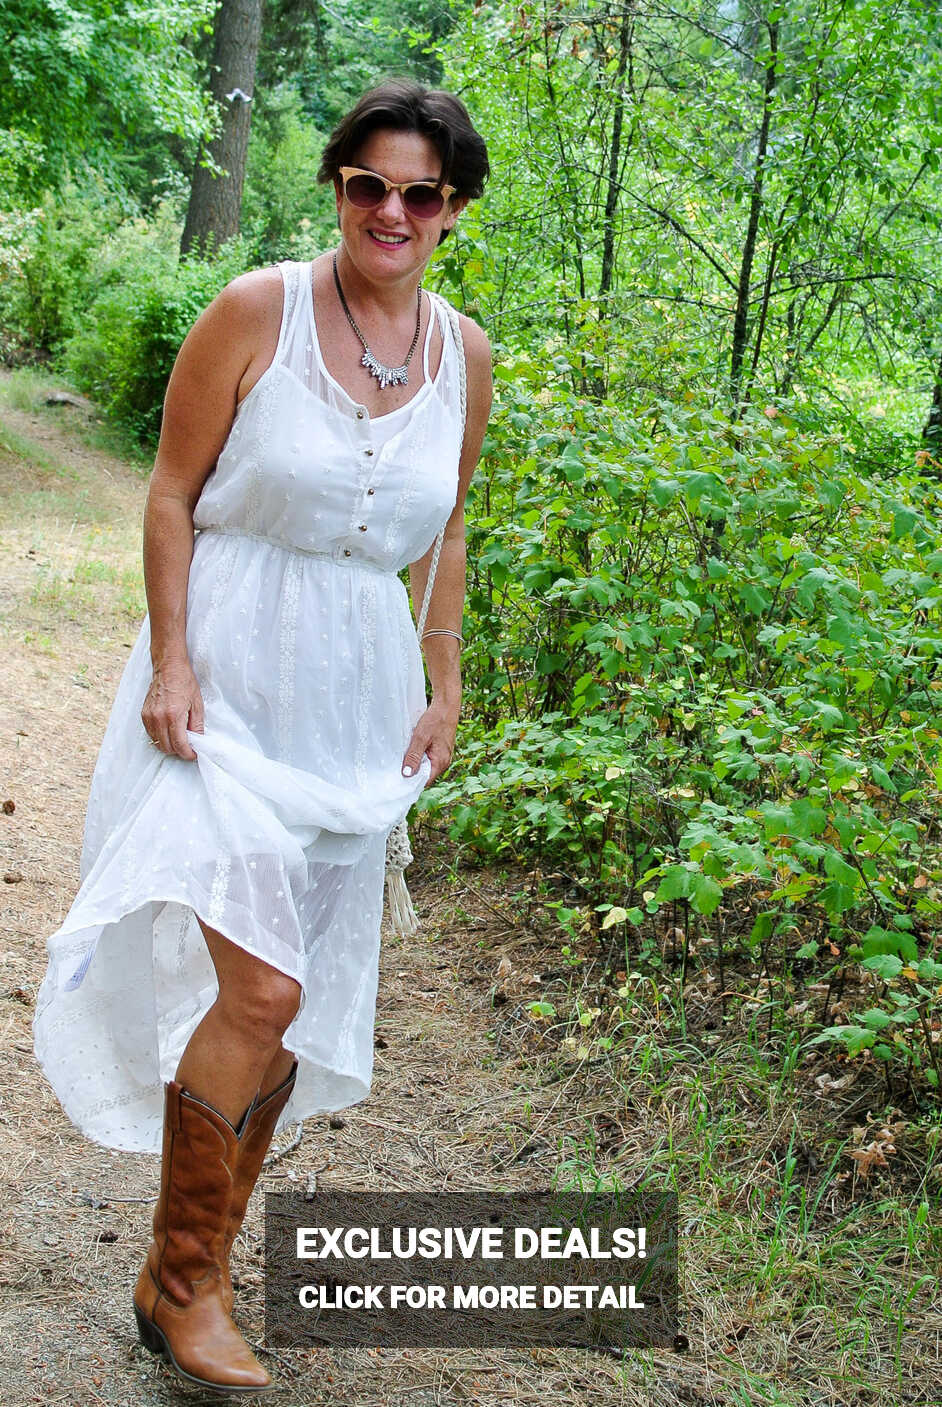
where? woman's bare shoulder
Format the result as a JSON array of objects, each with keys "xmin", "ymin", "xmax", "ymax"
[
  {"xmin": 455, "ymin": 309, "xmax": 491, "ymax": 359},
  {"xmin": 455, "ymin": 311, "xmax": 493, "ymax": 411},
  {"xmin": 203, "ymin": 264, "xmax": 285, "ymax": 340}
]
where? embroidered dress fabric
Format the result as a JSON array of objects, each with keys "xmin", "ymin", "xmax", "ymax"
[{"xmin": 33, "ymin": 260, "xmax": 463, "ymax": 1152}]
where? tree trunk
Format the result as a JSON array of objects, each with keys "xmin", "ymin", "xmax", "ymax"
[
  {"xmin": 729, "ymin": 17, "xmax": 778, "ymax": 408},
  {"xmin": 924, "ymin": 347, "xmax": 942, "ymax": 453},
  {"xmin": 598, "ymin": 7, "xmax": 633, "ymax": 308},
  {"xmin": 181, "ymin": 0, "xmax": 263, "ymax": 257}
]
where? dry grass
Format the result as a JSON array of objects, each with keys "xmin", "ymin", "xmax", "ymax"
[{"xmin": 1, "ymin": 369, "xmax": 940, "ymax": 1407}]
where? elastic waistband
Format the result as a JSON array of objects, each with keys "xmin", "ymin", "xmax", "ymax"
[{"xmin": 196, "ymin": 525, "xmax": 396, "ymax": 577}]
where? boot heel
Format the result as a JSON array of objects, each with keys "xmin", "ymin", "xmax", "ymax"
[{"xmin": 134, "ymin": 1306, "xmax": 166, "ymax": 1358}]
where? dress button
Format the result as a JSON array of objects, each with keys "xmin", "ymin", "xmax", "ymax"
[
  {"xmin": 356, "ymin": 409, "xmax": 365, "ymax": 420},
  {"xmin": 343, "ymin": 547, "xmax": 352, "ymax": 557},
  {"xmin": 358, "ymin": 524, "xmax": 367, "ymax": 531},
  {"xmin": 365, "ymin": 447, "xmax": 374, "ymax": 456},
  {"xmin": 367, "ymin": 487, "xmax": 375, "ymax": 495}
]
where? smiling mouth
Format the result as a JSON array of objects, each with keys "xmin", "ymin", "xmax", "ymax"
[{"xmin": 369, "ymin": 231, "xmax": 409, "ymax": 246}]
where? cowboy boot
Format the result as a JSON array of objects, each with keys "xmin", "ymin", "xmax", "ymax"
[
  {"xmin": 133, "ymin": 1081, "xmax": 273, "ymax": 1393},
  {"xmin": 222, "ymin": 1061, "xmax": 298, "ymax": 1314}
]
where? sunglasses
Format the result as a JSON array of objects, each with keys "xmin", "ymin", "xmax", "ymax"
[{"xmin": 338, "ymin": 166, "xmax": 456, "ymax": 219}]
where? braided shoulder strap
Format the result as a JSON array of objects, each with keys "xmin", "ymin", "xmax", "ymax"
[
  {"xmin": 384, "ymin": 295, "xmax": 468, "ymax": 936},
  {"xmin": 416, "ymin": 297, "xmax": 467, "ymax": 638}
]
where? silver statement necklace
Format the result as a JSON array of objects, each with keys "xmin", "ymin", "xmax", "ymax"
[{"xmin": 333, "ymin": 251, "xmax": 423, "ymax": 391}]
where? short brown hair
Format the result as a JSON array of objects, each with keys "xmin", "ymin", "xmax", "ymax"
[{"xmin": 318, "ymin": 79, "xmax": 489, "ymax": 203}]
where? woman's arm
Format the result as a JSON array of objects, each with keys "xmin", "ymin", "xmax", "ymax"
[
  {"xmin": 403, "ymin": 314, "xmax": 493, "ymax": 782},
  {"xmin": 141, "ymin": 267, "xmax": 283, "ymax": 758}
]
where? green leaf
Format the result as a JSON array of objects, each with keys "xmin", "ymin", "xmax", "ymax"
[
  {"xmin": 862, "ymin": 954, "xmax": 904, "ymax": 980},
  {"xmin": 654, "ymin": 865, "xmax": 692, "ymax": 902},
  {"xmin": 892, "ymin": 507, "xmax": 917, "ymax": 540},
  {"xmin": 751, "ymin": 912, "xmax": 776, "ymax": 944},
  {"xmin": 870, "ymin": 764, "xmax": 897, "ymax": 794},
  {"xmin": 740, "ymin": 584, "xmax": 772, "ymax": 614},
  {"xmin": 689, "ymin": 873, "xmax": 723, "ymax": 916}
]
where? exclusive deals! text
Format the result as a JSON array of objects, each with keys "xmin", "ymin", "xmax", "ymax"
[
  {"xmin": 265, "ymin": 1189, "xmax": 678, "ymax": 1348},
  {"xmin": 296, "ymin": 1221, "xmax": 649, "ymax": 1310}
]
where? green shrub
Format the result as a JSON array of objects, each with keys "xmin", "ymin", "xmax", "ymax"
[
  {"xmin": 421, "ymin": 341, "xmax": 942, "ymax": 1090},
  {"xmin": 0, "ymin": 180, "xmax": 129, "ymax": 357},
  {"xmin": 240, "ymin": 86, "xmax": 334, "ymax": 265},
  {"xmin": 63, "ymin": 211, "xmax": 252, "ymax": 446}
]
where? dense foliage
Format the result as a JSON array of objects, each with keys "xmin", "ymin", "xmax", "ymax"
[
  {"xmin": 0, "ymin": 0, "xmax": 216, "ymax": 199},
  {"xmin": 423, "ymin": 346, "xmax": 942, "ymax": 1084},
  {"xmin": 2, "ymin": 0, "xmax": 941, "ymax": 1093}
]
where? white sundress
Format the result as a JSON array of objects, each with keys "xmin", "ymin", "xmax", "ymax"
[{"xmin": 33, "ymin": 259, "xmax": 465, "ymax": 1153}]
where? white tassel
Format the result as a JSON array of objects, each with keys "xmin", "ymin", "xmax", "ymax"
[
  {"xmin": 385, "ymin": 868, "xmax": 419, "ymax": 936},
  {"xmin": 385, "ymin": 817, "xmax": 419, "ymax": 935}
]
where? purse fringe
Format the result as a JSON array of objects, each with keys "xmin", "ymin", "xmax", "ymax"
[
  {"xmin": 385, "ymin": 817, "xmax": 419, "ymax": 935},
  {"xmin": 385, "ymin": 867, "xmax": 419, "ymax": 937}
]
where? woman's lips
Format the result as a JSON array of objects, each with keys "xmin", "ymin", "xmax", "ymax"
[{"xmin": 368, "ymin": 230, "xmax": 409, "ymax": 247}]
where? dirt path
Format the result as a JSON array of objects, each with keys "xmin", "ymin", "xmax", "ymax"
[{"xmin": 0, "ymin": 387, "xmax": 653, "ymax": 1406}]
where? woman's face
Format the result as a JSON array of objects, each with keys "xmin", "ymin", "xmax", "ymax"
[{"xmin": 335, "ymin": 127, "xmax": 465, "ymax": 283}]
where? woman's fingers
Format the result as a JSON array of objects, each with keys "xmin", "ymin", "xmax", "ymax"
[
  {"xmin": 400, "ymin": 736, "xmax": 428, "ymax": 779},
  {"xmin": 167, "ymin": 710, "xmax": 198, "ymax": 760},
  {"xmin": 141, "ymin": 665, "xmax": 205, "ymax": 761},
  {"xmin": 401, "ymin": 714, "xmax": 455, "ymax": 786},
  {"xmin": 145, "ymin": 706, "xmax": 198, "ymax": 759},
  {"xmin": 189, "ymin": 689, "xmax": 205, "ymax": 735}
]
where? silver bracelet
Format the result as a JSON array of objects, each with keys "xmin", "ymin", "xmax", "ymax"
[{"xmin": 421, "ymin": 628, "xmax": 464, "ymax": 643}]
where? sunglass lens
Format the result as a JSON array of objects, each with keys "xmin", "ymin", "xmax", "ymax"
[
  {"xmin": 345, "ymin": 174, "xmax": 387, "ymax": 207},
  {"xmin": 403, "ymin": 185, "xmax": 446, "ymax": 217}
]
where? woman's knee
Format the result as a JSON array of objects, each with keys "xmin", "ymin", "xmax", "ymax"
[
  {"xmin": 200, "ymin": 919, "xmax": 302, "ymax": 1040},
  {"xmin": 217, "ymin": 966, "xmax": 302, "ymax": 1042}
]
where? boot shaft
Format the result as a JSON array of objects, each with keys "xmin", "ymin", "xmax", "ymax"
[{"xmin": 150, "ymin": 1082, "xmax": 240, "ymax": 1306}]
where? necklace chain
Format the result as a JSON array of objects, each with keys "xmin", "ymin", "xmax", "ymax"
[{"xmin": 332, "ymin": 252, "xmax": 423, "ymax": 391}]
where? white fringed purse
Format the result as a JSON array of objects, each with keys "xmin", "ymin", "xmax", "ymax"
[{"xmin": 383, "ymin": 299, "xmax": 467, "ymax": 936}]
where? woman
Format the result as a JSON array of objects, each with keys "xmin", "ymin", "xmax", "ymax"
[{"xmin": 33, "ymin": 80, "xmax": 491, "ymax": 1393}]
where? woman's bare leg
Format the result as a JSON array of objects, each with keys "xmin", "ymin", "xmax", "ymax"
[
  {"xmin": 256, "ymin": 1046, "xmax": 297, "ymax": 1100},
  {"xmin": 174, "ymin": 918, "xmax": 301, "ymax": 1128}
]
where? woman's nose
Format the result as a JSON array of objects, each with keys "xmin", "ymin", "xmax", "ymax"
[{"xmin": 375, "ymin": 187, "xmax": 407, "ymax": 221}]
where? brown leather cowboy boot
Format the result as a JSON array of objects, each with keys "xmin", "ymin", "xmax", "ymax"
[
  {"xmin": 222, "ymin": 1061, "xmax": 297, "ymax": 1314},
  {"xmin": 133, "ymin": 1082, "xmax": 273, "ymax": 1393}
]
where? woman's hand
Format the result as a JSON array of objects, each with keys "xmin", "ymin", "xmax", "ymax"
[
  {"xmin": 401, "ymin": 699, "xmax": 460, "ymax": 786},
  {"xmin": 141, "ymin": 657, "xmax": 205, "ymax": 760}
]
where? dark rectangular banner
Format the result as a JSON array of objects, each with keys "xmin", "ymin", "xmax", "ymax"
[{"xmin": 265, "ymin": 1187, "xmax": 677, "ymax": 1349}]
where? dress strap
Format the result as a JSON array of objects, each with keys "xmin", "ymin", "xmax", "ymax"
[
  {"xmin": 422, "ymin": 290, "xmax": 446, "ymax": 380},
  {"xmin": 415, "ymin": 298, "xmax": 466, "ymax": 641},
  {"xmin": 387, "ymin": 293, "xmax": 468, "ymax": 938},
  {"xmin": 273, "ymin": 261, "xmax": 309, "ymax": 367}
]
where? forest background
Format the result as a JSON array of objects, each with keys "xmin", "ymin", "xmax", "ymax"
[{"xmin": 2, "ymin": 2, "xmax": 942, "ymax": 1402}]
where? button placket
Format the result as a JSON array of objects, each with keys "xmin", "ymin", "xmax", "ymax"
[
  {"xmin": 344, "ymin": 404, "xmax": 376, "ymax": 555},
  {"xmin": 356, "ymin": 408, "xmax": 383, "ymax": 535}
]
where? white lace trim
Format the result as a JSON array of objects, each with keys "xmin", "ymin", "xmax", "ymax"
[
  {"xmin": 277, "ymin": 554, "xmax": 303, "ymax": 762},
  {"xmin": 355, "ymin": 575, "xmax": 378, "ymax": 787},
  {"xmin": 79, "ymin": 1084, "xmax": 164, "ymax": 1121},
  {"xmin": 191, "ymin": 536, "xmax": 239, "ymax": 700}
]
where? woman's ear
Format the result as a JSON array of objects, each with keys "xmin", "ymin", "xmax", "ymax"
[{"xmin": 443, "ymin": 196, "xmax": 469, "ymax": 232}]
